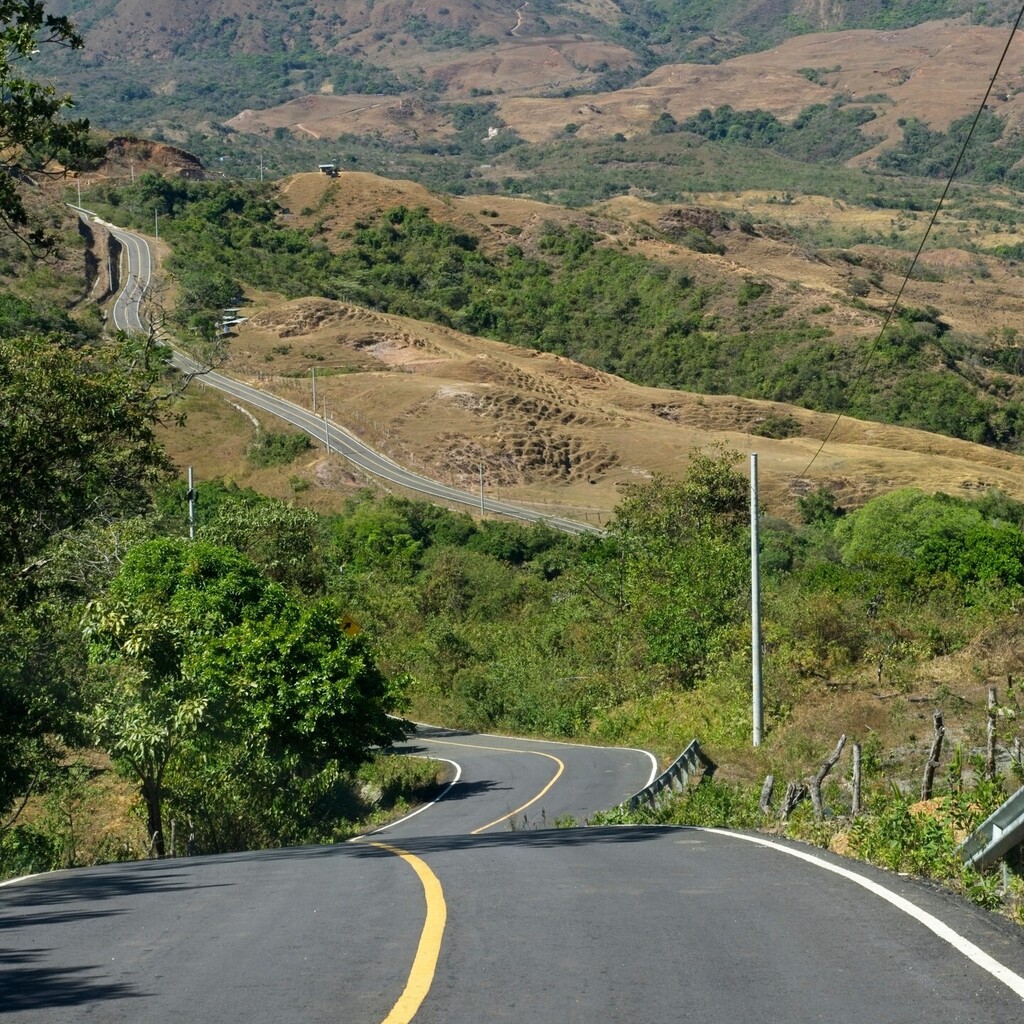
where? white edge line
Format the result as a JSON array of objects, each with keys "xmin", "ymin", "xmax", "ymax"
[
  {"xmin": 406, "ymin": 718, "xmax": 659, "ymax": 787},
  {"xmin": 0, "ymin": 870, "xmax": 46, "ymax": 889},
  {"xmin": 698, "ymin": 827, "xmax": 1024, "ymax": 1001},
  {"xmin": 638, "ymin": 748, "xmax": 659, "ymax": 789},
  {"xmin": 353, "ymin": 757, "xmax": 463, "ymax": 839}
]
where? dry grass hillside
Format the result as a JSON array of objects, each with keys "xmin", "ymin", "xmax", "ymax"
[
  {"xmin": 158, "ymin": 170, "xmax": 1024, "ymax": 525},
  {"xmin": 226, "ymin": 20, "xmax": 1024, "ymax": 152},
  {"xmin": 280, "ymin": 169, "xmax": 1024, "ymax": 327}
]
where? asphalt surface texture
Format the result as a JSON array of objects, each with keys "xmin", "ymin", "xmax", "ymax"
[{"xmin": 3, "ymin": 724, "xmax": 1024, "ymax": 1022}]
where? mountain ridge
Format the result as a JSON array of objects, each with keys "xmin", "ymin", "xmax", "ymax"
[{"xmin": 41, "ymin": 0, "xmax": 1024, "ymax": 160}]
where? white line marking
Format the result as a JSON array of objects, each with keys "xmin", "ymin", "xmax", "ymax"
[
  {"xmin": 700, "ymin": 828, "xmax": 1024, "ymax": 1001},
  {"xmin": 407, "ymin": 719, "xmax": 659, "ymax": 787},
  {"xmin": 356, "ymin": 757, "xmax": 463, "ymax": 837},
  {"xmin": 0, "ymin": 871, "xmax": 45, "ymax": 889}
]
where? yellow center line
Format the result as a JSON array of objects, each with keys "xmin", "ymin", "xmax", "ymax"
[
  {"xmin": 370, "ymin": 841, "xmax": 447, "ymax": 1024},
  {"xmin": 423, "ymin": 738, "xmax": 566, "ymax": 835}
]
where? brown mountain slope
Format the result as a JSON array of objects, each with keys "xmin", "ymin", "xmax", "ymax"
[
  {"xmin": 54, "ymin": 0, "xmax": 632, "ymax": 97},
  {"xmin": 499, "ymin": 21, "xmax": 1024, "ymax": 146},
  {"xmin": 149, "ymin": 173, "xmax": 1024, "ymax": 523},
  {"xmin": 190, "ymin": 291, "xmax": 1024, "ymax": 524},
  {"xmin": 227, "ymin": 20, "xmax": 1024, "ymax": 151}
]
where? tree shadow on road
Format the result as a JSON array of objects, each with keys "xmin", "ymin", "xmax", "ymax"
[
  {"xmin": 349, "ymin": 824, "xmax": 681, "ymax": 857},
  {"xmin": 0, "ymin": 949, "xmax": 146, "ymax": 1012},
  {"xmin": 0, "ymin": 864, "xmax": 233, "ymax": 912}
]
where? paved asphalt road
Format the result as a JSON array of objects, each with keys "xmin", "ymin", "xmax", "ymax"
[
  {"xmin": 76, "ymin": 209, "xmax": 600, "ymax": 536},
  {"xmin": 3, "ymin": 725, "xmax": 1024, "ymax": 1023}
]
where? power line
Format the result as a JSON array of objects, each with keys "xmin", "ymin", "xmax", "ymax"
[{"xmin": 800, "ymin": 6, "xmax": 1024, "ymax": 478}]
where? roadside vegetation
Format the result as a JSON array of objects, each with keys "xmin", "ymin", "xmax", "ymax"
[{"xmin": 6, "ymin": 388, "xmax": 1024, "ymax": 922}]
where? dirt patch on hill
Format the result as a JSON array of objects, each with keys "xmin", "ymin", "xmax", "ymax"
[
  {"xmin": 100, "ymin": 137, "xmax": 207, "ymax": 180},
  {"xmin": 221, "ymin": 281, "xmax": 1024, "ymax": 524},
  {"xmin": 226, "ymin": 20, "xmax": 1024, "ymax": 154}
]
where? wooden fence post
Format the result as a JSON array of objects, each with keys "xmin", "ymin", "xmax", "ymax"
[
  {"xmin": 852, "ymin": 742, "xmax": 862, "ymax": 817},
  {"xmin": 987, "ymin": 686, "xmax": 998, "ymax": 781},
  {"xmin": 780, "ymin": 782, "xmax": 808, "ymax": 821},
  {"xmin": 921, "ymin": 710, "xmax": 944, "ymax": 800},
  {"xmin": 809, "ymin": 734, "xmax": 847, "ymax": 820}
]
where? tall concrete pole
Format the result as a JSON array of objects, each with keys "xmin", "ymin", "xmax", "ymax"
[
  {"xmin": 187, "ymin": 466, "xmax": 196, "ymax": 541},
  {"xmin": 751, "ymin": 453, "xmax": 763, "ymax": 746}
]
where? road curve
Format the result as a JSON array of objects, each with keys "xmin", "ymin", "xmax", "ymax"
[
  {"xmin": 3, "ymin": 728, "xmax": 1023, "ymax": 1023},
  {"xmin": 76, "ymin": 207, "xmax": 600, "ymax": 536},
  {"xmin": 376, "ymin": 724, "xmax": 658, "ymax": 838},
  {"xmin": 0, "ymin": 729, "xmax": 654, "ymax": 1023}
]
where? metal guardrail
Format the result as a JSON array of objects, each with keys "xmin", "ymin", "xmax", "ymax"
[
  {"xmin": 624, "ymin": 740, "xmax": 716, "ymax": 812},
  {"xmin": 960, "ymin": 784, "xmax": 1024, "ymax": 870}
]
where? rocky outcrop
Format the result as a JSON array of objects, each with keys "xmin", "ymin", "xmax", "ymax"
[
  {"xmin": 77, "ymin": 214, "xmax": 121, "ymax": 305},
  {"xmin": 103, "ymin": 137, "xmax": 207, "ymax": 180}
]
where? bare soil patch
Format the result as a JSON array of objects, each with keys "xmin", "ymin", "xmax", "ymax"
[{"xmin": 227, "ymin": 20, "xmax": 1024, "ymax": 153}]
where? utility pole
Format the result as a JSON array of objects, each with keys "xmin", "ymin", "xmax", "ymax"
[
  {"xmin": 750, "ymin": 453, "xmax": 763, "ymax": 747},
  {"xmin": 187, "ymin": 466, "xmax": 196, "ymax": 540},
  {"xmin": 259, "ymin": 153, "xmax": 264, "ymax": 183},
  {"xmin": 130, "ymin": 157, "xmax": 135, "ymax": 183}
]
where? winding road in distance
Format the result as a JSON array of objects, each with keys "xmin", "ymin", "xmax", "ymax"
[
  {"xmin": 3, "ymin": 725, "xmax": 1024, "ymax": 1023},
  {"xmin": 74, "ymin": 208, "xmax": 600, "ymax": 536},
  {"xmin": 20, "ymin": 216, "xmax": 1022, "ymax": 1023}
]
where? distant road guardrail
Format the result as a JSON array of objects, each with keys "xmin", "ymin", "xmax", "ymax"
[
  {"xmin": 624, "ymin": 740, "xmax": 716, "ymax": 812},
  {"xmin": 960, "ymin": 784, "xmax": 1024, "ymax": 870}
]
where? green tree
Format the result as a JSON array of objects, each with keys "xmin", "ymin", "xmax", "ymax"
[
  {"xmin": 798, "ymin": 486, "xmax": 844, "ymax": 526},
  {"xmin": 0, "ymin": 587, "xmax": 84, "ymax": 827},
  {"xmin": 203, "ymin": 496, "xmax": 327, "ymax": 593},
  {"xmin": 835, "ymin": 487, "xmax": 1024, "ymax": 599},
  {"xmin": 0, "ymin": 1, "xmax": 91, "ymax": 251},
  {"xmin": 0, "ymin": 333, "xmax": 169, "ymax": 571},
  {"xmin": 84, "ymin": 540, "xmax": 406, "ymax": 854},
  {"xmin": 0, "ymin": 334, "xmax": 168, "ymax": 838},
  {"xmin": 83, "ymin": 541, "xmax": 283, "ymax": 853},
  {"xmin": 588, "ymin": 447, "xmax": 749, "ymax": 684}
]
